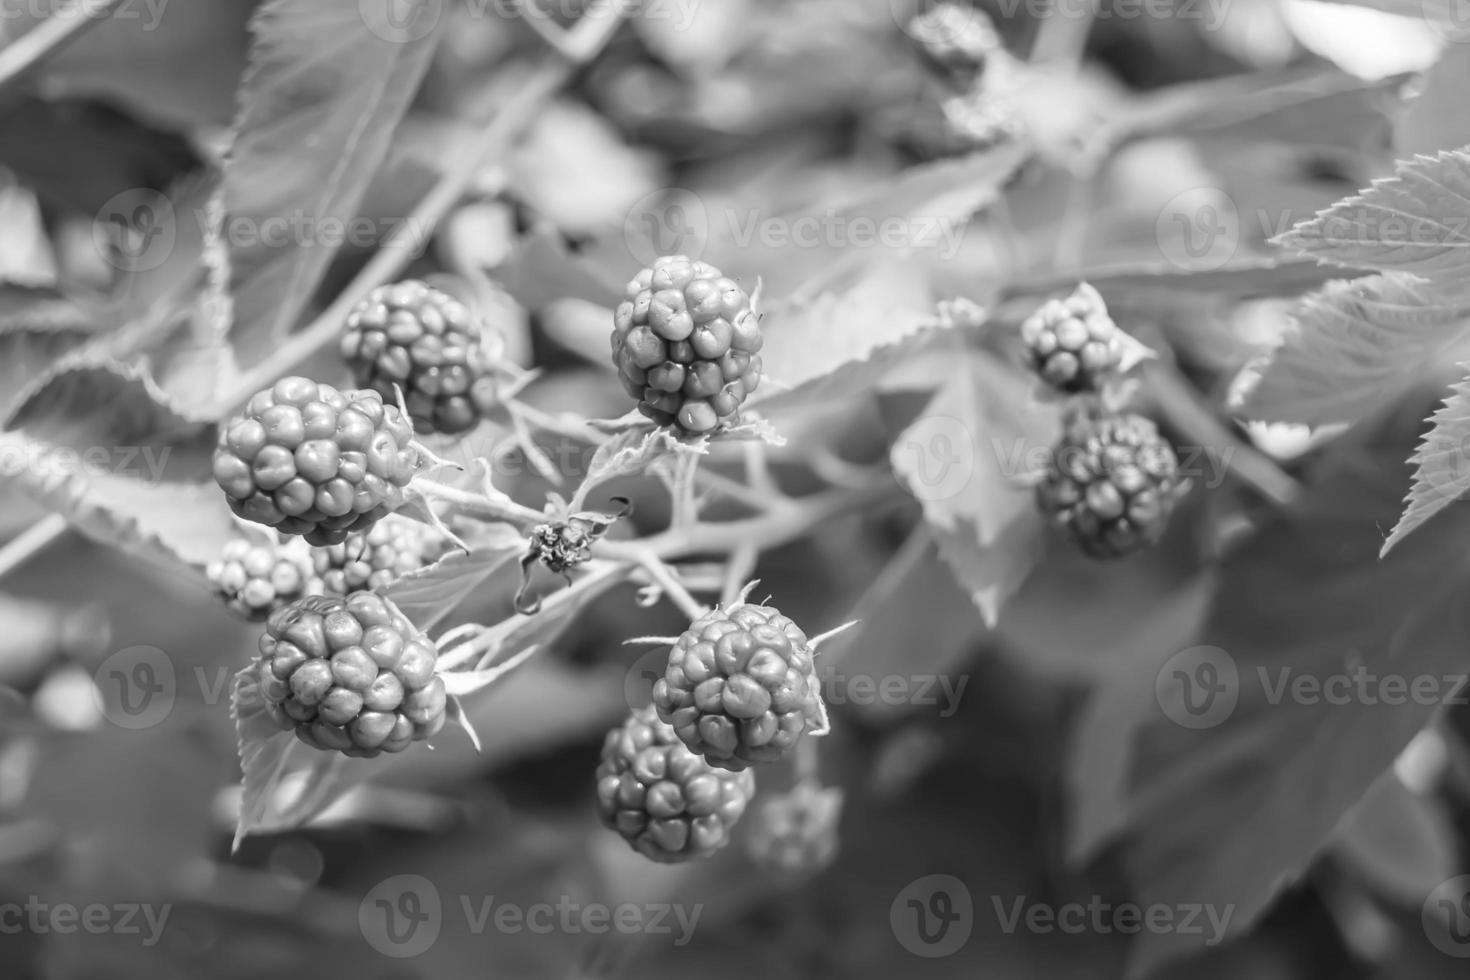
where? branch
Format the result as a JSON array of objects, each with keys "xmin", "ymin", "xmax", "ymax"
[{"xmin": 0, "ymin": 0, "xmax": 126, "ymax": 93}]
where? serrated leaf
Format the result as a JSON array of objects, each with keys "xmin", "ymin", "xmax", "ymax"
[
  {"xmin": 384, "ymin": 525, "xmax": 527, "ymax": 632},
  {"xmin": 5, "ymin": 360, "xmax": 202, "ymax": 445},
  {"xmin": 1381, "ymin": 368, "xmax": 1470, "ymax": 553},
  {"xmin": 1239, "ymin": 273, "xmax": 1470, "ymax": 425},
  {"xmin": 222, "ymin": 0, "xmax": 442, "ymax": 364},
  {"xmin": 1331, "ymin": 773, "xmax": 1458, "ymax": 908},
  {"xmin": 932, "ymin": 510, "xmax": 1046, "ymax": 628},
  {"xmin": 1085, "ymin": 401, "xmax": 1470, "ymax": 976},
  {"xmin": 752, "ymin": 260, "xmax": 938, "ymax": 413},
  {"xmin": 230, "ymin": 663, "xmax": 347, "ymax": 850},
  {"xmin": 1275, "ymin": 150, "xmax": 1470, "ymax": 276}
]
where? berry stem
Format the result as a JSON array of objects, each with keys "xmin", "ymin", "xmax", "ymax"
[
  {"xmin": 413, "ymin": 478, "xmax": 547, "ymax": 528},
  {"xmin": 721, "ymin": 544, "xmax": 759, "ymax": 607},
  {"xmin": 629, "ymin": 549, "xmax": 708, "ymax": 620}
]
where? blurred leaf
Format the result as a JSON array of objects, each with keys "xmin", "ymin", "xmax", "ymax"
[
  {"xmin": 1117, "ymin": 66, "xmax": 1402, "ymax": 156},
  {"xmin": 0, "ymin": 97, "xmax": 200, "ymax": 216},
  {"xmin": 509, "ymin": 99, "xmax": 664, "ymax": 236},
  {"xmin": 492, "ymin": 223, "xmax": 626, "ymax": 311},
  {"xmin": 1330, "ymin": 773, "xmax": 1458, "ymax": 908},
  {"xmin": 1238, "ymin": 273, "xmax": 1470, "ymax": 425},
  {"xmin": 1381, "ymin": 369, "xmax": 1470, "ymax": 553},
  {"xmin": 38, "ymin": 0, "xmax": 257, "ymax": 129},
  {"xmin": 934, "ymin": 509, "xmax": 1046, "ymax": 628},
  {"xmin": 1093, "ymin": 398, "xmax": 1470, "ymax": 976},
  {"xmin": 5, "ymin": 361, "xmax": 200, "ymax": 443},
  {"xmin": 1395, "ymin": 46, "xmax": 1470, "ymax": 157},
  {"xmin": 221, "ymin": 0, "xmax": 442, "ymax": 364},
  {"xmin": 385, "ymin": 525, "xmax": 528, "ymax": 632},
  {"xmin": 634, "ymin": 0, "xmax": 752, "ymax": 77},
  {"xmin": 1275, "ymin": 149, "xmax": 1470, "ymax": 276}
]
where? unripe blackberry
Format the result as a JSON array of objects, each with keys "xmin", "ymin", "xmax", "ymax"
[
  {"xmin": 747, "ymin": 784, "xmax": 843, "ymax": 881},
  {"xmin": 1021, "ymin": 283, "xmax": 1122, "ymax": 393},
  {"xmin": 595, "ymin": 705, "xmax": 756, "ymax": 863},
  {"xmin": 313, "ymin": 514, "xmax": 438, "ymax": 595},
  {"xmin": 341, "ymin": 279, "xmax": 503, "ymax": 435},
  {"xmin": 206, "ymin": 536, "xmax": 320, "ymax": 621},
  {"xmin": 255, "ymin": 593, "xmax": 445, "ymax": 757},
  {"xmin": 1036, "ymin": 410, "xmax": 1184, "ymax": 558},
  {"xmin": 653, "ymin": 602, "xmax": 824, "ymax": 772},
  {"xmin": 212, "ymin": 378, "xmax": 421, "ymax": 547},
  {"xmin": 612, "ymin": 255, "xmax": 763, "ymax": 436}
]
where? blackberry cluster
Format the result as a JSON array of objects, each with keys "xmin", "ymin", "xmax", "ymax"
[
  {"xmin": 341, "ymin": 279, "xmax": 503, "ymax": 435},
  {"xmin": 1021, "ymin": 283, "xmax": 1122, "ymax": 393},
  {"xmin": 313, "ymin": 514, "xmax": 436, "ymax": 595},
  {"xmin": 1036, "ymin": 410, "xmax": 1183, "ymax": 558},
  {"xmin": 212, "ymin": 378, "xmax": 420, "ymax": 546},
  {"xmin": 612, "ymin": 255, "xmax": 763, "ymax": 436},
  {"xmin": 206, "ymin": 536, "xmax": 320, "ymax": 621},
  {"xmin": 595, "ymin": 705, "xmax": 756, "ymax": 863},
  {"xmin": 255, "ymin": 593, "xmax": 446, "ymax": 757},
  {"xmin": 653, "ymin": 603, "xmax": 824, "ymax": 772}
]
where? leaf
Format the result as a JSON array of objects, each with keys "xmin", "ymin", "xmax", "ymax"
[
  {"xmin": 230, "ymin": 663, "xmax": 346, "ymax": 850},
  {"xmin": 1381, "ymin": 368, "xmax": 1470, "ymax": 553},
  {"xmin": 1237, "ymin": 273, "xmax": 1470, "ymax": 425},
  {"xmin": 751, "ymin": 260, "xmax": 939, "ymax": 413},
  {"xmin": 888, "ymin": 348, "xmax": 1060, "ymax": 626},
  {"xmin": 1090, "ymin": 398, "xmax": 1470, "ymax": 976},
  {"xmin": 485, "ymin": 223, "xmax": 626, "ymax": 312},
  {"xmin": 1275, "ymin": 149, "xmax": 1470, "ymax": 277},
  {"xmin": 0, "ymin": 325, "xmax": 93, "ymax": 421},
  {"xmin": 439, "ymin": 644, "xmax": 540, "ymax": 698},
  {"xmin": 569, "ymin": 427, "xmax": 685, "ymax": 510},
  {"xmin": 221, "ymin": 0, "xmax": 443, "ymax": 364},
  {"xmin": 1395, "ymin": 46, "xmax": 1470, "ymax": 157},
  {"xmin": 1116, "ymin": 65, "xmax": 1403, "ymax": 157},
  {"xmin": 1330, "ymin": 773, "xmax": 1458, "ymax": 908},
  {"xmin": 384, "ymin": 525, "xmax": 527, "ymax": 632},
  {"xmin": 5, "ymin": 360, "xmax": 201, "ymax": 445},
  {"xmin": 932, "ymin": 511, "xmax": 1046, "ymax": 628}
]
